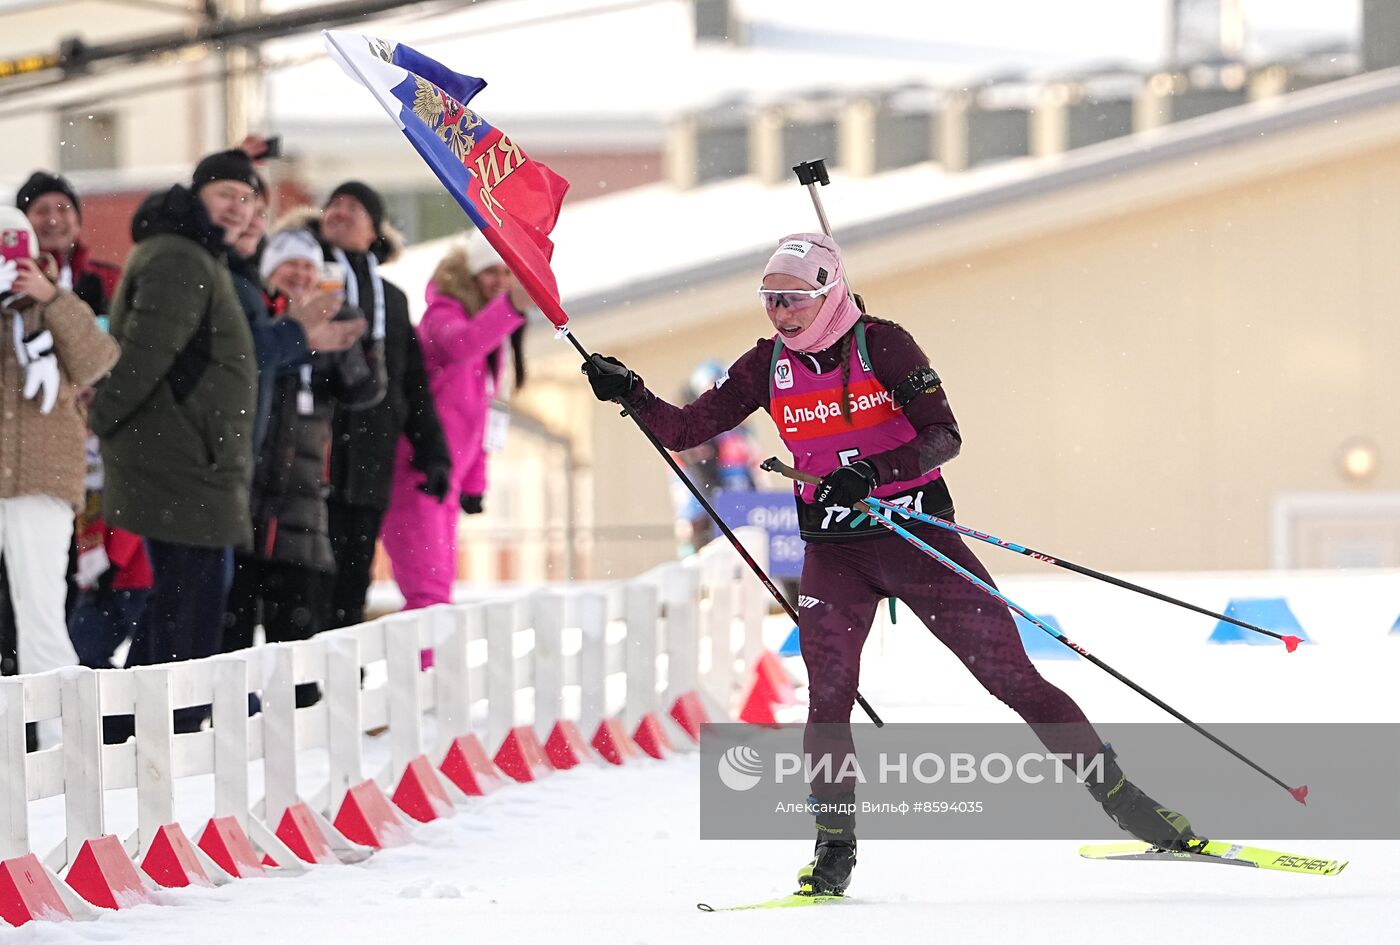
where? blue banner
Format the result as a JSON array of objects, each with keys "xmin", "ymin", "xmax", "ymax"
[{"xmin": 712, "ymin": 492, "xmax": 804, "ymax": 579}]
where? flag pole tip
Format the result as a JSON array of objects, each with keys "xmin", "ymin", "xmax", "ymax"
[
  {"xmin": 1283, "ymin": 635, "xmax": 1303, "ymax": 653},
  {"xmin": 1288, "ymin": 785, "xmax": 1309, "ymax": 805}
]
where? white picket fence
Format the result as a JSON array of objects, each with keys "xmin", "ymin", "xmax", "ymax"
[{"xmin": 0, "ymin": 528, "xmax": 771, "ymax": 912}]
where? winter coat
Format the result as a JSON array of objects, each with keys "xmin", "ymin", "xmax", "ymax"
[
  {"xmin": 280, "ymin": 228, "xmax": 445, "ymax": 513},
  {"xmin": 228, "ymin": 253, "xmax": 309, "ymax": 453},
  {"xmin": 416, "ymin": 283, "xmax": 524, "ymax": 496},
  {"xmin": 0, "ymin": 291, "xmax": 119, "ymax": 509},
  {"xmin": 249, "ymin": 295, "xmax": 386, "ymax": 572},
  {"xmin": 89, "ymin": 185, "xmax": 257, "ymax": 548},
  {"xmin": 61, "ymin": 240, "xmax": 121, "ymax": 318}
]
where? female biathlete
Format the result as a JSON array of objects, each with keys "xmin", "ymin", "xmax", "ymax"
[{"xmin": 583, "ymin": 233, "xmax": 1195, "ymax": 896}]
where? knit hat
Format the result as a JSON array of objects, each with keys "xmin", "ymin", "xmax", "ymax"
[
  {"xmin": 191, "ymin": 148, "xmax": 260, "ymax": 193},
  {"xmin": 0, "ymin": 207, "xmax": 39, "ymax": 260},
  {"xmin": 762, "ymin": 232, "xmax": 842, "ymax": 288},
  {"xmin": 16, "ymin": 171, "xmax": 81, "ymax": 219},
  {"xmin": 325, "ymin": 181, "xmax": 385, "ymax": 233},
  {"xmin": 259, "ymin": 228, "xmax": 324, "ymax": 283},
  {"xmin": 464, "ymin": 229, "xmax": 504, "ymax": 276},
  {"xmin": 762, "ymin": 231, "xmax": 860, "ymax": 354}
]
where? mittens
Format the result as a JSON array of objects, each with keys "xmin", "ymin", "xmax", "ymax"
[{"xmin": 12, "ymin": 319, "xmax": 59, "ymax": 415}]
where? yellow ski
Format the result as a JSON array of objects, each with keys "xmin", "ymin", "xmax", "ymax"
[{"xmin": 1079, "ymin": 839, "xmax": 1347, "ymax": 876}]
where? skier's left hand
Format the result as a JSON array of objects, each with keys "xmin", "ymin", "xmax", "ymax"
[{"xmin": 815, "ymin": 461, "xmax": 877, "ymax": 507}]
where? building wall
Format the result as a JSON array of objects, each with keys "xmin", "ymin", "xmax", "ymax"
[
  {"xmin": 526, "ymin": 125, "xmax": 1400, "ymax": 578},
  {"xmin": 0, "ymin": 4, "xmax": 213, "ymax": 184}
]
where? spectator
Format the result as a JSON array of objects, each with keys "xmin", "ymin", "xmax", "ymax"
[
  {"xmin": 669, "ymin": 359, "xmax": 760, "ymax": 556},
  {"xmin": 223, "ymin": 228, "xmax": 383, "ymax": 703},
  {"xmin": 0, "ymin": 208, "xmax": 118, "ymax": 742},
  {"xmin": 232, "ymin": 180, "xmax": 269, "ymax": 270},
  {"xmin": 379, "ymin": 234, "xmax": 527, "ymax": 610},
  {"xmin": 67, "ymin": 496, "xmax": 153, "ymax": 670},
  {"xmin": 88, "ymin": 150, "xmax": 259, "ymax": 731},
  {"xmin": 311, "ymin": 182, "xmax": 450, "ymax": 628},
  {"xmin": 1, "ymin": 172, "xmax": 129, "ymax": 676},
  {"xmin": 222, "ymin": 167, "xmax": 343, "ymax": 454},
  {"xmin": 16, "ymin": 171, "xmax": 121, "ymax": 320}
]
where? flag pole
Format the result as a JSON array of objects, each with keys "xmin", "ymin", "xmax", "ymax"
[{"xmin": 559, "ymin": 327, "xmax": 885, "ymax": 727}]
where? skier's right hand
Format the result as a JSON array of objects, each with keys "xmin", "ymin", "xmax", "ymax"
[{"xmin": 583, "ymin": 353, "xmax": 640, "ymax": 403}]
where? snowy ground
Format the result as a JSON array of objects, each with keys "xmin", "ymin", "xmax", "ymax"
[
  {"xmin": 15, "ymin": 759, "xmax": 1399, "ymax": 945},
  {"xmin": 15, "ymin": 568, "xmax": 1400, "ymax": 941}
]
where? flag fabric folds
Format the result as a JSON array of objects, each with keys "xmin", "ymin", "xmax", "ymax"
[{"xmin": 323, "ymin": 30, "xmax": 571, "ymax": 327}]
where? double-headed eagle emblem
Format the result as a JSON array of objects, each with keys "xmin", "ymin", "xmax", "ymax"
[{"xmin": 366, "ymin": 35, "xmax": 483, "ymax": 159}]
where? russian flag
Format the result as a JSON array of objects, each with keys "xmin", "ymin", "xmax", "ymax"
[{"xmin": 323, "ymin": 30, "xmax": 571, "ymax": 327}]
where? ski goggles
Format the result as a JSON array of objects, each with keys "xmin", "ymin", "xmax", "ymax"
[{"xmin": 757, "ymin": 276, "xmax": 843, "ymax": 310}]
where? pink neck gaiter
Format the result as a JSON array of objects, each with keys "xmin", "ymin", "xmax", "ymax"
[{"xmin": 782, "ymin": 289, "xmax": 862, "ymax": 353}]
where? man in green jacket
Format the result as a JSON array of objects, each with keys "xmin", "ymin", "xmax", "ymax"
[{"xmin": 90, "ymin": 150, "xmax": 260, "ymax": 731}]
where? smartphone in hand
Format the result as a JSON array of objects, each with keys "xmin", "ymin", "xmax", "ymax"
[{"xmin": 0, "ymin": 228, "xmax": 32, "ymax": 262}]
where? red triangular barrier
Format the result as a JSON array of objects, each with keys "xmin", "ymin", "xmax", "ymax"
[
  {"xmin": 198, "ymin": 816, "xmax": 266, "ymax": 878},
  {"xmin": 334, "ymin": 779, "xmax": 412, "ymax": 849},
  {"xmin": 738, "ymin": 668, "xmax": 784, "ymax": 726},
  {"xmin": 633, "ymin": 712, "xmax": 674, "ymax": 760},
  {"xmin": 0, "ymin": 854, "xmax": 72, "ymax": 926},
  {"xmin": 141, "ymin": 823, "xmax": 211, "ymax": 888},
  {"xmin": 544, "ymin": 720, "xmax": 600, "ymax": 769},
  {"xmin": 493, "ymin": 726, "xmax": 554, "ymax": 783},
  {"xmin": 439, "ymin": 733, "xmax": 507, "ymax": 796},
  {"xmin": 755, "ymin": 651, "xmax": 799, "ymax": 705},
  {"xmin": 590, "ymin": 718, "xmax": 641, "ymax": 766},
  {"xmin": 65, "ymin": 834, "xmax": 151, "ymax": 910},
  {"xmin": 668, "ymin": 691, "xmax": 708, "ymax": 742},
  {"xmin": 392, "ymin": 756, "xmax": 456, "ymax": 823},
  {"xmin": 270, "ymin": 802, "xmax": 339, "ymax": 864}
]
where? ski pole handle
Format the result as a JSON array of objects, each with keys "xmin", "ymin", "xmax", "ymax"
[{"xmin": 761, "ymin": 456, "xmax": 819, "ymax": 486}]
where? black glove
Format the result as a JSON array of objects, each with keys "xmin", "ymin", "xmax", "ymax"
[
  {"xmin": 814, "ymin": 461, "xmax": 877, "ymax": 507},
  {"xmin": 416, "ymin": 463, "xmax": 452, "ymax": 503},
  {"xmin": 460, "ymin": 493, "xmax": 484, "ymax": 515},
  {"xmin": 582, "ymin": 353, "xmax": 639, "ymax": 403}
]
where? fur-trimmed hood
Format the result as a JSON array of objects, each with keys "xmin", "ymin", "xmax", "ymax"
[
  {"xmin": 428, "ymin": 242, "xmax": 488, "ymax": 314},
  {"xmin": 270, "ymin": 205, "xmax": 405, "ymax": 264}
]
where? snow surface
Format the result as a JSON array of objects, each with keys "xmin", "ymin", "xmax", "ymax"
[{"xmin": 15, "ymin": 567, "xmax": 1400, "ymax": 941}]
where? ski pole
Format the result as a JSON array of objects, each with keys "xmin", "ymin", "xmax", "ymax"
[
  {"xmin": 561, "ymin": 327, "xmax": 884, "ymax": 727},
  {"xmin": 759, "ymin": 457, "xmax": 1301, "ymax": 651},
  {"xmin": 858, "ymin": 501, "xmax": 1308, "ymax": 804}
]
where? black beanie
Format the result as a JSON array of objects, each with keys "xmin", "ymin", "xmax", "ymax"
[
  {"xmin": 192, "ymin": 149, "xmax": 260, "ymax": 193},
  {"xmin": 326, "ymin": 181, "xmax": 385, "ymax": 233},
  {"xmin": 16, "ymin": 171, "xmax": 81, "ymax": 219}
]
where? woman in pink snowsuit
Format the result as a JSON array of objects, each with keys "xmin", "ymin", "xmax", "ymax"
[{"xmin": 380, "ymin": 235, "xmax": 527, "ymax": 609}]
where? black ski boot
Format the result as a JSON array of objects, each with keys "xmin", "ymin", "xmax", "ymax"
[
  {"xmin": 796, "ymin": 796, "xmax": 857, "ymax": 896},
  {"xmin": 1087, "ymin": 749, "xmax": 1200, "ymax": 851}
]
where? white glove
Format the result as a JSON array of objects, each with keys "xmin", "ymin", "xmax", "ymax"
[
  {"xmin": 75, "ymin": 545, "xmax": 111, "ymax": 591},
  {"xmin": 12, "ymin": 320, "xmax": 59, "ymax": 415},
  {"xmin": 0, "ymin": 259, "xmax": 16, "ymax": 295}
]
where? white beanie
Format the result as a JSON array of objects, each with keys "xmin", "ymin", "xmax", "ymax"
[
  {"xmin": 260, "ymin": 228, "xmax": 325, "ymax": 283},
  {"xmin": 464, "ymin": 230, "xmax": 505, "ymax": 276},
  {"xmin": 0, "ymin": 207, "xmax": 38, "ymax": 261}
]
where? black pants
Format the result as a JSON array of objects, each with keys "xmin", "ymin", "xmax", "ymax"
[
  {"xmin": 106, "ymin": 539, "xmax": 232, "ymax": 739},
  {"xmin": 224, "ymin": 555, "xmax": 325, "ymax": 650},
  {"xmin": 323, "ymin": 500, "xmax": 386, "ymax": 631},
  {"xmin": 226, "ymin": 555, "xmax": 327, "ymax": 707}
]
